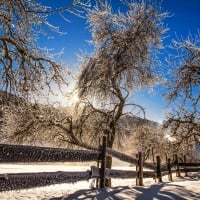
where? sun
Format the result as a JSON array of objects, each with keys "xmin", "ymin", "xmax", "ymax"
[{"xmin": 68, "ymin": 92, "xmax": 80, "ymax": 105}]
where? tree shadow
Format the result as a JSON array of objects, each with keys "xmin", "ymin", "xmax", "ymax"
[
  {"xmin": 50, "ymin": 182, "xmax": 200, "ymax": 200},
  {"xmin": 174, "ymin": 173, "xmax": 200, "ymax": 182},
  {"xmin": 134, "ymin": 183, "xmax": 199, "ymax": 200},
  {"xmin": 50, "ymin": 186, "xmax": 138, "ymax": 200}
]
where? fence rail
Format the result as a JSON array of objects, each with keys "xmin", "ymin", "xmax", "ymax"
[
  {"xmin": 91, "ymin": 165, "xmax": 155, "ymax": 179},
  {"xmin": 179, "ymin": 163, "xmax": 200, "ymax": 167},
  {"xmin": 107, "ymin": 148, "xmax": 138, "ymax": 165},
  {"xmin": 0, "ymin": 144, "xmax": 100, "ymax": 163},
  {"xmin": 107, "ymin": 147, "xmax": 155, "ymax": 170},
  {"xmin": 0, "ymin": 171, "xmax": 90, "ymax": 192}
]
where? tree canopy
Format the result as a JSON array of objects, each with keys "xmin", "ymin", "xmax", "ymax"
[
  {"xmin": 164, "ymin": 34, "xmax": 200, "ymax": 145},
  {"xmin": 0, "ymin": 0, "xmax": 91, "ymax": 99},
  {"xmin": 78, "ymin": 1, "xmax": 167, "ymax": 102},
  {"xmin": 76, "ymin": 1, "xmax": 167, "ymax": 149}
]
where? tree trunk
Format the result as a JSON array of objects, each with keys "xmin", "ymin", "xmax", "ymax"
[
  {"xmin": 105, "ymin": 155, "xmax": 112, "ymax": 187},
  {"xmin": 105, "ymin": 134, "xmax": 114, "ymax": 187}
]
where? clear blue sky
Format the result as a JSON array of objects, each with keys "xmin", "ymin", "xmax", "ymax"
[{"xmin": 39, "ymin": 0, "xmax": 200, "ymax": 123}]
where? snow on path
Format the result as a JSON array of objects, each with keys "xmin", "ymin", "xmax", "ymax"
[{"xmin": 0, "ymin": 164, "xmax": 199, "ymax": 200}]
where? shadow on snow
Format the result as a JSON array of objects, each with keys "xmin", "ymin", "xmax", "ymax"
[{"xmin": 50, "ymin": 182, "xmax": 200, "ymax": 200}]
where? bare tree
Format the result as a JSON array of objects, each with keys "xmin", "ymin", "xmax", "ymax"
[
  {"xmin": 0, "ymin": 0, "xmax": 92, "ymax": 100},
  {"xmin": 0, "ymin": 0, "xmax": 105, "ymax": 146},
  {"xmin": 0, "ymin": 0, "xmax": 95, "ymax": 146},
  {"xmin": 131, "ymin": 124, "xmax": 164, "ymax": 160},
  {"xmin": 1, "ymin": 100, "xmax": 104, "ymax": 150},
  {"xmin": 2, "ymin": 103, "xmax": 76, "ymax": 148},
  {"xmin": 73, "ymin": 0, "xmax": 167, "ymax": 186},
  {"xmin": 164, "ymin": 34, "xmax": 200, "ymax": 146}
]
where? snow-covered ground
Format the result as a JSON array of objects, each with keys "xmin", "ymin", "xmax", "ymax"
[{"xmin": 0, "ymin": 164, "xmax": 200, "ymax": 199}]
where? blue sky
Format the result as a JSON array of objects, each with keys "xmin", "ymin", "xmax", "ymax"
[{"xmin": 39, "ymin": 0, "xmax": 200, "ymax": 123}]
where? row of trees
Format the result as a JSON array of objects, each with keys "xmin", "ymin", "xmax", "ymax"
[
  {"xmin": 164, "ymin": 36, "xmax": 200, "ymax": 145},
  {"xmin": 0, "ymin": 0, "xmax": 199, "ymax": 186}
]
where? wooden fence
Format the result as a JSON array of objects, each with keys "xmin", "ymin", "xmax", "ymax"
[
  {"xmin": 0, "ymin": 143, "xmax": 100, "ymax": 191},
  {"xmin": 0, "ymin": 136, "xmax": 200, "ymax": 191}
]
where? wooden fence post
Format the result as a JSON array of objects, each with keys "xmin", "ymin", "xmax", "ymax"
[
  {"xmin": 156, "ymin": 155, "xmax": 162, "ymax": 183},
  {"xmin": 175, "ymin": 154, "xmax": 181, "ymax": 177},
  {"xmin": 96, "ymin": 155, "xmax": 101, "ymax": 188},
  {"xmin": 165, "ymin": 154, "xmax": 168, "ymax": 165},
  {"xmin": 138, "ymin": 152, "xmax": 143, "ymax": 186},
  {"xmin": 96, "ymin": 158, "xmax": 100, "ymax": 188},
  {"xmin": 184, "ymin": 155, "xmax": 188, "ymax": 177},
  {"xmin": 96, "ymin": 138, "xmax": 101, "ymax": 187},
  {"xmin": 100, "ymin": 136, "xmax": 107, "ymax": 188},
  {"xmin": 152, "ymin": 147, "xmax": 155, "ymax": 164},
  {"xmin": 167, "ymin": 158, "xmax": 173, "ymax": 182},
  {"xmin": 136, "ymin": 153, "xmax": 139, "ymax": 186}
]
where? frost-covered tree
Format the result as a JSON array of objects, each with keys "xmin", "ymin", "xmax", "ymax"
[
  {"xmin": 2, "ymin": 101, "xmax": 102, "ymax": 149},
  {"xmin": 2, "ymin": 102, "xmax": 74, "ymax": 147},
  {"xmin": 131, "ymin": 124, "xmax": 164, "ymax": 160},
  {"xmin": 0, "ymin": 0, "xmax": 107, "ymax": 146},
  {"xmin": 0, "ymin": 0, "xmax": 94, "ymax": 146},
  {"xmin": 74, "ymin": 0, "xmax": 167, "ymax": 185},
  {"xmin": 2, "ymin": 0, "xmax": 167, "ymax": 146},
  {"xmin": 0, "ymin": 0, "xmax": 92, "ymax": 99},
  {"xmin": 164, "ymin": 34, "xmax": 200, "ymax": 146}
]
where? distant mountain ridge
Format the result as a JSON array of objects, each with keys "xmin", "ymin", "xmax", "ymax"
[
  {"xmin": 119, "ymin": 114, "xmax": 160, "ymax": 129},
  {"xmin": 0, "ymin": 90, "xmax": 25, "ymax": 106}
]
